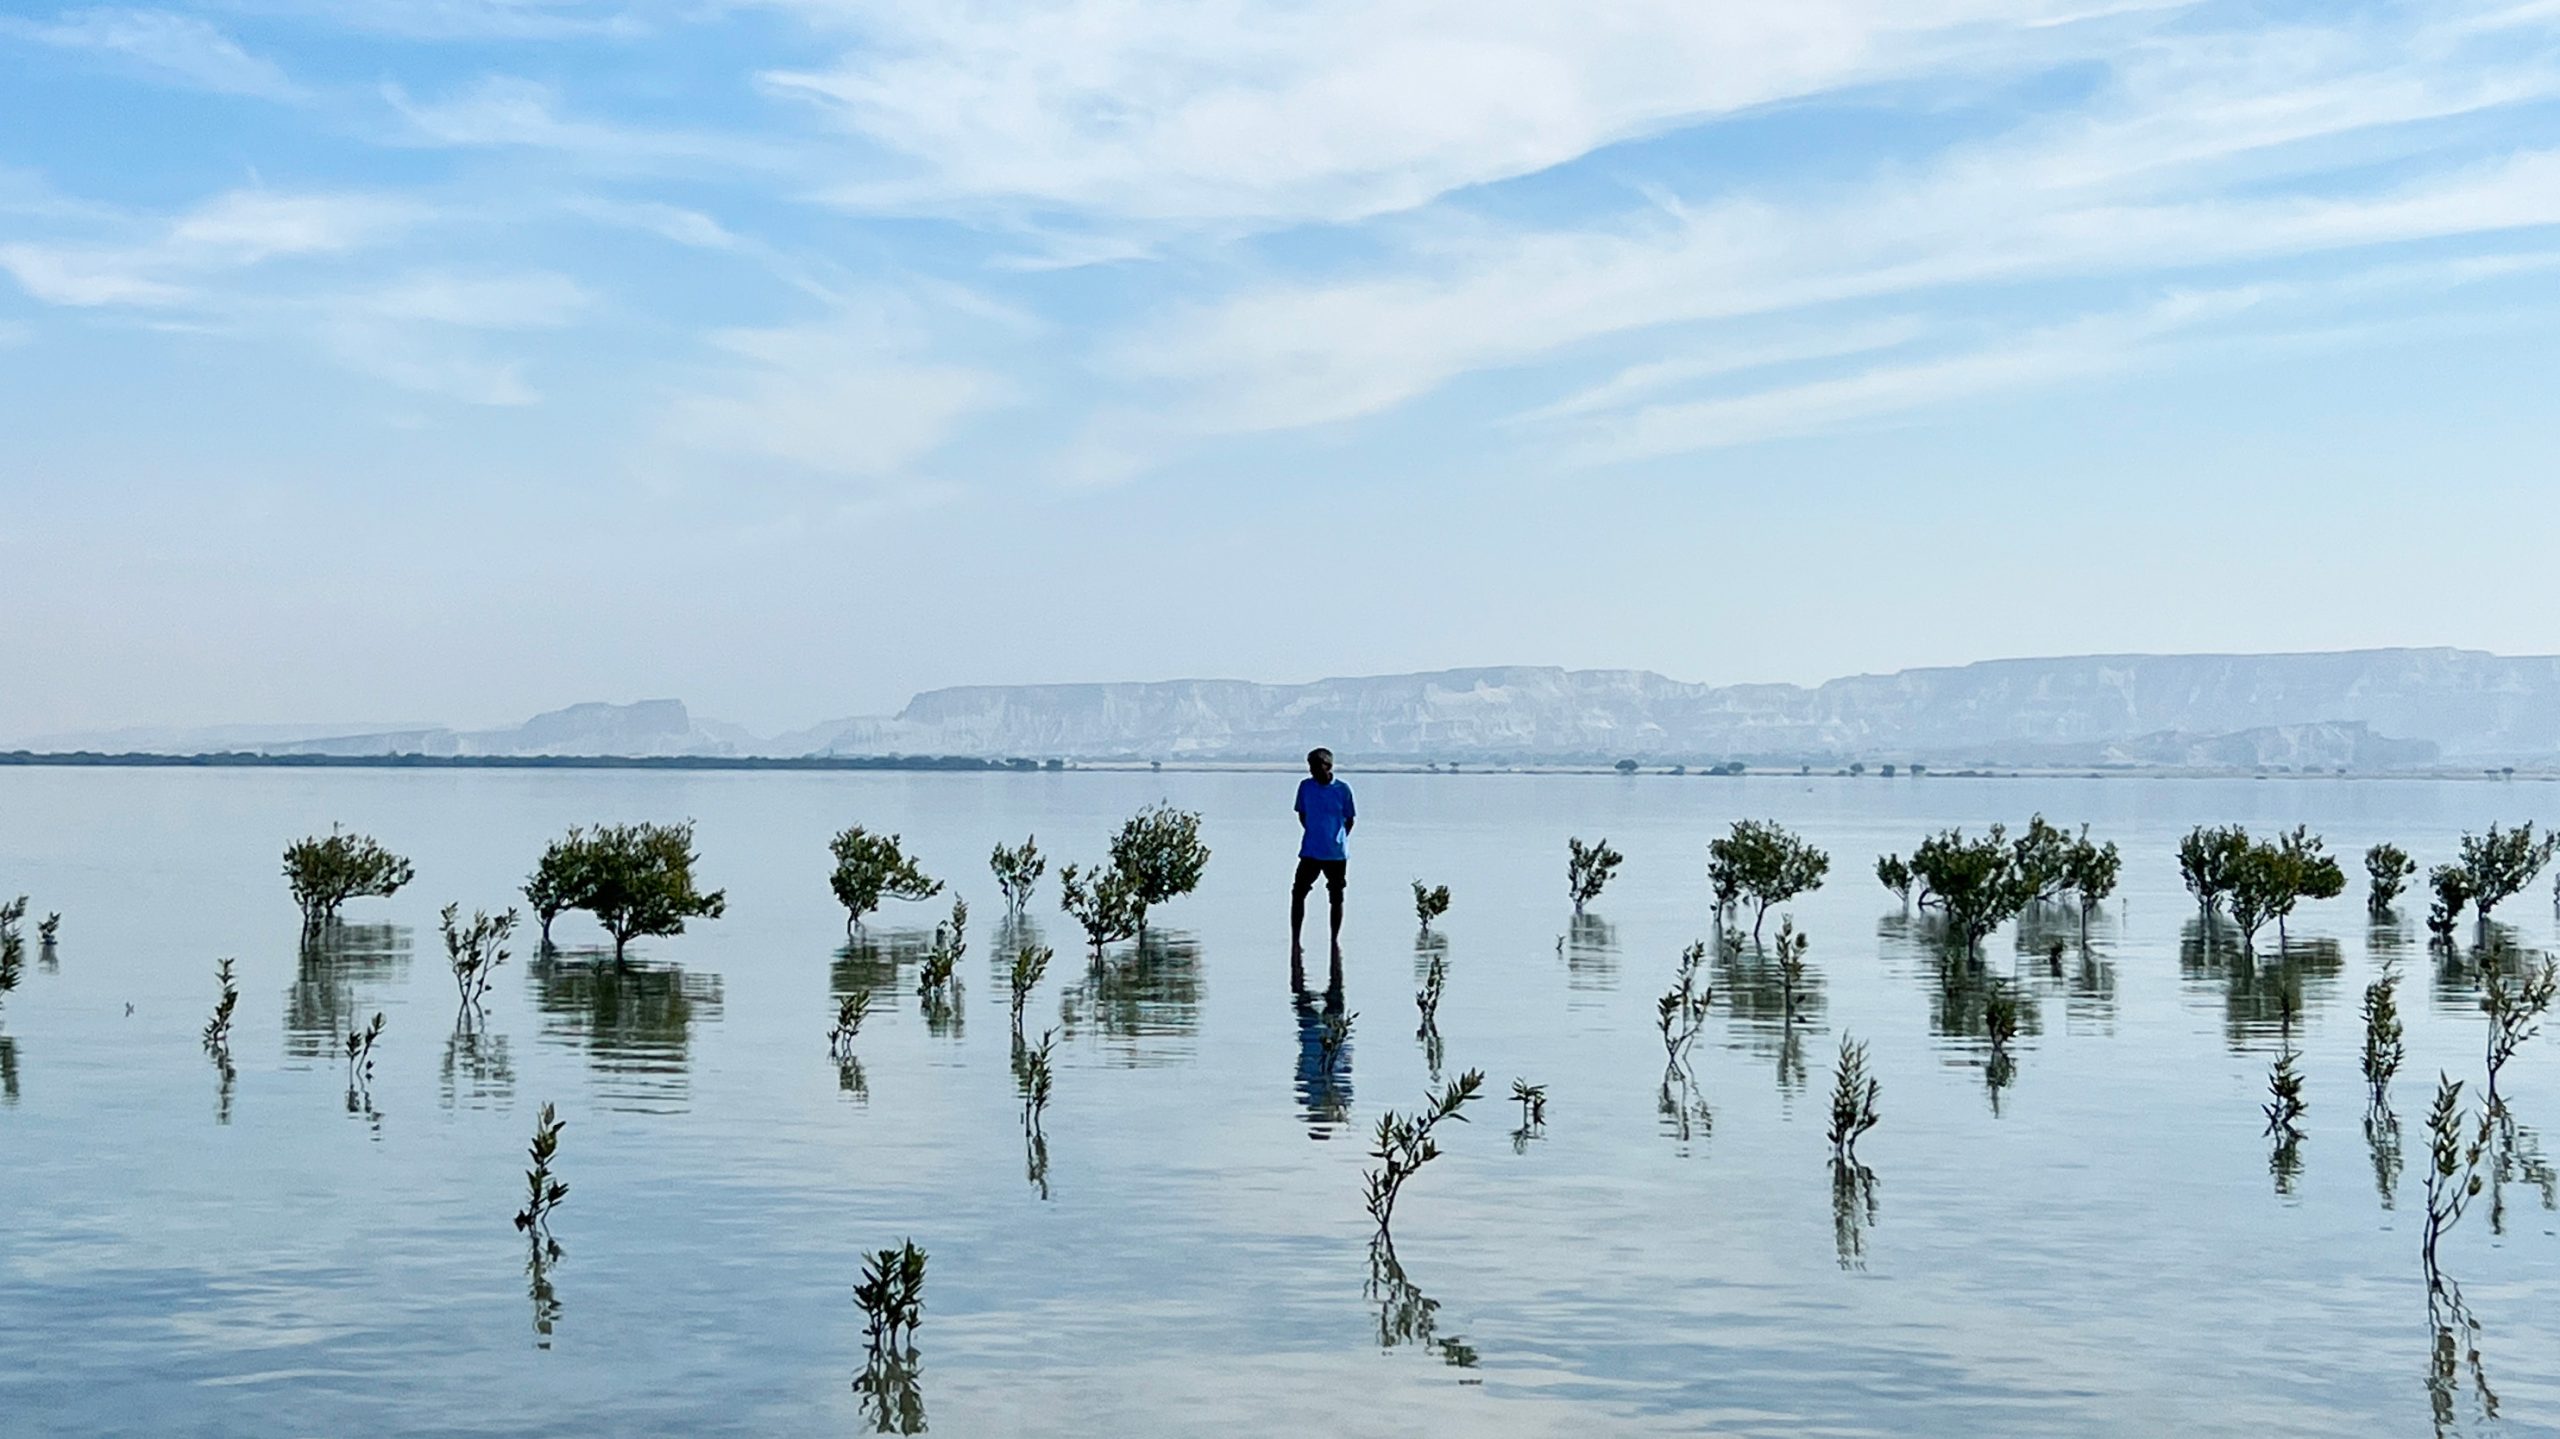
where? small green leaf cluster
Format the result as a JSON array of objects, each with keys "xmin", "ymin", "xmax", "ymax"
[
  {"xmin": 1363, "ymin": 1069, "xmax": 1485, "ymax": 1233},
  {"xmin": 202, "ymin": 956, "xmax": 239, "ymax": 1050},
  {"xmin": 854, "ymin": 1240, "xmax": 927, "ymax": 1352},
  {"xmin": 1007, "ymin": 944, "xmax": 1052, "ymax": 1025},
  {"xmin": 282, "ymin": 828, "xmax": 414, "ymax": 932},
  {"xmin": 1656, "ymin": 940, "xmax": 1711, "ymax": 1062},
  {"xmin": 1826, "ymin": 1035, "xmax": 1881, "ymax": 1159},
  {"xmin": 514, "ymin": 1101, "xmax": 569, "ymax": 1243},
  {"xmin": 1411, "ymin": 880, "xmax": 1452, "ymax": 928}
]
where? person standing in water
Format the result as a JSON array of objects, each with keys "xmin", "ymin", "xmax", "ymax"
[{"xmin": 1291, "ymin": 747, "xmax": 1355, "ymax": 967}]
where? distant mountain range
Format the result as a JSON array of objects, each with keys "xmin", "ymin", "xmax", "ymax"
[{"xmin": 21, "ymin": 648, "xmax": 2560, "ymax": 769}]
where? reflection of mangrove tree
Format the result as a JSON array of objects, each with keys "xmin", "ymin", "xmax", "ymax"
[
  {"xmin": 1367, "ymin": 1238, "xmax": 1479, "ymax": 1369},
  {"xmin": 2427, "ymin": 1282, "xmax": 2499, "ymax": 1439},
  {"xmin": 1831, "ymin": 1159, "xmax": 1878, "ymax": 1271},
  {"xmin": 284, "ymin": 924, "xmax": 411, "ymax": 1062},
  {"xmin": 832, "ymin": 927, "xmax": 936, "ymax": 1021},
  {"xmin": 2178, "ymin": 921, "xmax": 2342, "ymax": 1050},
  {"xmin": 530, "ymin": 952, "xmax": 723, "ymax": 1109},
  {"xmin": 440, "ymin": 1023, "xmax": 515, "ymax": 1110},
  {"xmin": 2488, "ymin": 1111, "xmax": 2558, "ymax": 1236},
  {"xmin": 1057, "ymin": 929, "xmax": 1202, "ymax": 1065},
  {"xmin": 1560, "ymin": 912, "xmax": 1617, "ymax": 992},
  {"xmin": 0, "ymin": 1035, "xmax": 16, "ymax": 1105}
]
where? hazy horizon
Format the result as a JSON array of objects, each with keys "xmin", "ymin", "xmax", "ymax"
[{"xmin": 9, "ymin": 1, "xmax": 2560, "ymax": 738}]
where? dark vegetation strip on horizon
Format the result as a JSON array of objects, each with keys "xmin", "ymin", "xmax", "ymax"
[{"xmin": 0, "ymin": 751, "xmax": 1057, "ymax": 772}]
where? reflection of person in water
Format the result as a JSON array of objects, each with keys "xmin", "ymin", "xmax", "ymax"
[
  {"xmin": 1291, "ymin": 747, "xmax": 1356, "ymax": 966},
  {"xmin": 1292, "ymin": 980, "xmax": 1352, "ymax": 1137}
]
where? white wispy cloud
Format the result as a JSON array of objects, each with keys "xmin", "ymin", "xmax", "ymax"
[
  {"xmin": 383, "ymin": 76, "xmax": 795, "ymax": 173},
  {"xmin": 0, "ymin": 188, "xmax": 423, "ymax": 308},
  {"xmin": 4, "ymin": 8, "xmax": 302, "ymax": 99}
]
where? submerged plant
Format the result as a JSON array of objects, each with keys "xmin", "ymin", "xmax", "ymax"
[
  {"xmin": 1565, "ymin": 837, "xmax": 1623, "ymax": 914},
  {"xmin": 1363, "ymin": 1069, "xmax": 1485, "ymax": 1234},
  {"xmin": 202, "ymin": 956, "xmax": 240, "ymax": 1050},
  {"xmin": 513, "ymin": 1101, "xmax": 569, "ymax": 1248},
  {"xmin": 2480, "ymin": 953, "xmax": 2558, "ymax": 1111},
  {"xmin": 2366, "ymin": 843, "xmax": 2418, "ymax": 917},
  {"xmin": 2362, "ymin": 973, "xmax": 2405, "ymax": 1108},
  {"xmin": 1007, "ymin": 943, "xmax": 1052, "ymax": 1027},
  {"xmin": 854, "ymin": 1240, "xmax": 928, "ymax": 1352},
  {"xmin": 828, "ymin": 990, "xmax": 874, "ymax": 1058},
  {"xmin": 2421, "ymin": 1074, "xmax": 2492, "ymax": 1289},
  {"xmin": 1830, "ymin": 1158, "xmax": 1879, "ymax": 1271},
  {"xmin": 1773, "ymin": 917, "xmax": 1810, "ymax": 1012},
  {"xmin": 282, "ymin": 828, "xmax": 414, "ymax": 933},
  {"xmin": 829, "ymin": 827, "xmax": 943, "ymax": 934},
  {"xmin": 1655, "ymin": 940, "xmax": 1711, "ymax": 1063},
  {"xmin": 1411, "ymin": 880, "xmax": 1452, "ymax": 930},
  {"xmin": 442, "ymin": 903, "xmax": 519, "ymax": 1015},
  {"xmin": 989, "ymin": 835, "xmax": 1045, "ymax": 913},
  {"xmin": 1825, "ymin": 1035, "xmax": 1881, "ymax": 1160}
]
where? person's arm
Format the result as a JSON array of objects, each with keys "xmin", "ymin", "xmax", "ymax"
[
  {"xmin": 1343, "ymin": 785, "xmax": 1355, "ymax": 835},
  {"xmin": 1295, "ymin": 781, "xmax": 1309, "ymax": 831}
]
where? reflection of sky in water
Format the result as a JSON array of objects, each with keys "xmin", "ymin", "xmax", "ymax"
[{"xmin": 0, "ymin": 768, "xmax": 2558, "ymax": 1436}]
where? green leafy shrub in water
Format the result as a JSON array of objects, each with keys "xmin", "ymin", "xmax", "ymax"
[
  {"xmin": 1876, "ymin": 854, "xmax": 1912, "ymax": 904},
  {"xmin": 202, "ymin": 956, "xmax": 239, "ymax": 1050},
  {"xmin": 521, "ymin": 828, "xmax": 592, "ymax": 949},
  {"xmin": 2422, "ymin": 1075, "xmax": 2490, "ymax": 1288},
  {"xmin": 2457, "ymin": 822, "xmax": 2559, "ymax": 924},
  {"xmin": 829, "ymin": 827, "xmax": 942, "ymax": 935},
  {"xmin": 2226, "ymin": 826, "xmax": 2346, "ymax": 951},
  {"xmin": 1908, "ymin": 826, "xmax": 2034, "ymax": 955},
  {"xmin": 1058, "ymin": 861, "xmax": 1142, "ymax": 956},
  {"xmin": 1007, "ymin": 944, "xmax": 1051, "ymax": 1027},
  {"xmin": 828, "ymin": 990, "xmax": 872, "ymax": 1059},
  {"xmin": 2362, "ymin": 973, "xmax": 2405, "ymax": 1107},
  {"xmin": 1826, "ymin": 1035, "xmax": 1880, "ymax": 1161},
  {"xmin": 282, "ymin": 828, "xmax": 413, "ymax": 933},
  {"xmin": 989, "ymin": 835, "xmax": 1045, "ymax": 913},
  {"xmin": 1567, "ymin": 837, "xmax": 1623, "ymax": 914},
  {"xmin": 2366, "ymin": 843, "xmax": 2417, "ymax": 917},
  {"xmin": 2178, "ymin": 824, "xmax": 2251, "ymax": 916},
  {"xmin": 1708, "ymin": 819, "xmax": 1829, "ymax": 940},
  {"xmin": 2264, "ymin": 1047, "xmax": 2307, "ymax": 1142},
  {"xmin": 2481, "ymin": 954, "xmax": 2557, "ymax": 1112},
  {"xmin": 1108, "ymin": 803, "xmax": 1210, "ymax": 933},
  {"xmin": 580, "ymin": 821, "xmax": 726, "ymax": 962},
  {"xmin": 514, "ymin": 1102, "xmax": 569, "ymax": 1248},
  {"xmin": 1364, "ymin": 1070, "xmax": 1485, "ymax": 1234},
  {"xmin": 855, "ymin": 1240, "xmax": 927, "ymax": 1351},
  {"xmin": 2427, "ymin": 864, "xmax": 2472, "ymax": 945},
  {"xmin": 442, "ymin": 904, "xmax": 518, "ymax": 1015},
  {"xmin": 1411, "ymin": 880, "xmax": 1452, "ymax": 929},
  {"xmin": 1656, "ymin": 941, "xmax": 1710, "ymax": 1064}
]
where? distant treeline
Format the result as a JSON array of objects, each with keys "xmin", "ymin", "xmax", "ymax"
[{"xmin": 0, "ymin": 751, "xmax": 1061, "ymax": 772}]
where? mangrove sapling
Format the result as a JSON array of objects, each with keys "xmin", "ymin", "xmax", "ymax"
[
  {"xmin": 2226, "ymin": 826, "xmax": 2346, "ymax": 951},
  {"xmin": 442, "ymin": 904, "xmax": 519, "ymax": 1017},
  {"xmin": 514, "ymin": 1101, "xmax": 569, "ymax": 1250},
  {"xmin": 1708, "ymin": 820, "xmax": 1830, "ymax": 941},
  {"xmin": 37, "ymin": 913, "xmax": 58, "ymax": 946},
  {"xmin": 1108, "ymin": 803, "xmax": 1210, "ymax": 933},
  {"xmin": 203, "ymin": 957, "xmax": 240, "ymax": 1051},
  {"xmin": 1006, "ymin": 944, "xmax": 1052, "ymax": 1028},
  {"xmin": 1057, "ymin": 861, "xmax": 1142, "ymax": 956},
  {"xmin": 1908, "ymin": 826, "xmax": 2034, "ymax": 955},
  {"xmin": 1826, "ymin": 1036, "xmax": 1881, "ymax": 1161},
  {"xmin": 2264, "ymin": 1047, "xmax": 2308, "ymax": 1143},
  {"xmin": 1415, "ymin": 951, "xmax": 1447, "ymax": 1037},
  {"xmin": 283, "ymin": 828, "xmax": 415, "ymax": 933},
  {"xmin": 1773, "ymin": 918, "xmax": 1810, "ymax": 1014},
  {"xmin": 580, "ymin": 821, "xmax": 725, "ymax": 962},
  {"xmin": 915, "ymin": 898, "xmax": 969, "ymax": 1003},
  {"xmin": 1412, "ymin": 880, "xmax": 1452, "ymax": 930},
  {"xmin": 2480, "ymin": 955, "xmax": 2558, "ymax": 1112},
  {"xmin": 2428, "ymin": 865, "xmax": 2472, "ymax": 946},
  {"xmin": 2422, "ymin": 1075, "xmax": 2492, "ymax": 1289},
  {"xmin": 2064, "ymin": 830, "xmax": 2122, "ymax": 939},
  {"xmin": 1566, "ymin": 837, "xmax": 1623, "ymax": 914},
  {"xmin": 828, "ymin": 990, "xmax": 873, "ymax": 1058},
  {"xmin": 855, "ymin": 1240, "xmax": 927, "ymax": 1353},
  {"xmin": 1510, "ymin": 1078, "xmax": 1547, "ymax": 1131},
  {"xmin": 521, "ymin": 829, "xmax": 591, "ymax": 950},
  {"xmin": 1363, "ymin": 1070, "xmax": 1486, "ymax": 1234},
  {"xmin": 2458, "ymin": 822, "xmax": 2560, "ymax": 925},
  {"xmin": 1656, "ymin": 941, "xmax": 1710, "ymax": 1064},
  {"xmin": 0, "ymin": 901, "xmax": 21, "ymax": 1005},
  {"xmin": 2363, "ymin": 973, "xmax": 2406, "ymax": 1108},
  {"xmin": 2179, "ymin": 824, "xmax": 2251, "ymax": 917},
  {"xmin": 1018, "ymin": 1027, "xmax": 1057, "ymax": 1126},
  {"xmin": 1876, "ymin": 854, "xmax": 1913, "ymax": 905},
  {"xmin": 829, "ymin": 827, "xmax": 943, "ymax": 935},
  {"xmin": 2367, "ymin": 843, "xmax": 2418, "ymax": 918},
  {"xmin": 989, "ymin": 835, "xmax": 1045, "ymax": 913}
]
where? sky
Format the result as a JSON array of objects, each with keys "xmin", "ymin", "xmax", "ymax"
[{"xmin": 5, "ymin": 0, "xmax": 2560, "ymax": 739}]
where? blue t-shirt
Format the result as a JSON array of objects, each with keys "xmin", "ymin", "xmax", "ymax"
[{"xmin": 1295, "ymin": 778, "xmax": 1355, "ymax": 861}]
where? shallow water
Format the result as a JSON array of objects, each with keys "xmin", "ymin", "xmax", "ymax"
[{"xmin": 1, "ymin": 767, "xmax": 2554, "ymax": 1437}]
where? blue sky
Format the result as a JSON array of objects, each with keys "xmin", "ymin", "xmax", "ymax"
[{"xmin": 5, "ymin": 0, "xmax": 2560, "ymax": 737}]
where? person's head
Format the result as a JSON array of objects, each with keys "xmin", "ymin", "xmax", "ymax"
[{"xmin": 1306, "ymin": 747, "xmax": 1334, "ymax": 782}]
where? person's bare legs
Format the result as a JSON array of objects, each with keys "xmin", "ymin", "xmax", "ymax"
[
  {"xmin": 1290, "ymin": 869, "xmax": 1312, "ymax": 965},
  {"xmin": 1327, "ymin": 878, "xmax": 1344, "ymax": 965}
]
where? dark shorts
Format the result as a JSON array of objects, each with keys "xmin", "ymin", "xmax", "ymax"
[{"xmin": 1293, "ymin": 857, "xmax": 1347, "ymax": 896}]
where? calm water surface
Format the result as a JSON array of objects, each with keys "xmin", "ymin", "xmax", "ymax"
[{"xmin": 2, "ymin": 769, "xmax": 2555, "ymax": 1436}]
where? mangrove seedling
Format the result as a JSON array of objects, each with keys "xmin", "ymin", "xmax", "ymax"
[
  {"xmin": 344, "ymin": 1011, "xmax": 385, "ymax": 1085},
  {"xmin": 2458, "ymin": 822, "xmax": 2560, "ymax": 924},
  {"xmin": 1058, "ymin": 861, "xmax": 1142, "ymax": 956},
  {"xmin": 828, "ymin": 827, "xmax": 943, "ymax": 934},
  {"xmin": 1656, "ymin": 940, "xmax": 1710, "ymax": 1063},
  {"xmin": 2264, "ymin": 1047, "xmax": 2307, "ymax": 1142},
  {"xmin": 2481, "ymin": 954, "xmax": 2558, "ymax": 1111},
  {"xmin": 2422, "ymin": 1074, "xmax": 2491, "ymax": 1288},
  {"xmin": 916, "ymin": 897, "xmax": 968, "ymax": 1004},
  {"xmin": 1511, "ymin": 1078, "xmax": 1547, "ymax": 1130},
  {"xmin": 1007, "ymin": 943, "xmax": 1052, "ymax": 1027},
  {"xmin": 2367, "ymin": 843, "xmax": 2418, "ymax": 917},
  {"xmin": 1415, "ymin": 951, "xmax": 1447, "ymax": 1037},
  {"xmin": 1363, "ymin": 1069, "xmax": 1485, "ymax": 1233},
  {"xmin": 2428, "ymin": 865, "xmax": 2473, "ymax": 946},
  {"xmin": 202, "ymin": 956, "xmax": 240, "ymax": 1051},
  {"xmin": 828, "ymin": 990, "xmax": 873, "ymax": 1058},
  {"xmin": 1107, "ymin": 803, "xmax": 1210, "ymax": 933},
  {"xmin": 1773, "ymin": 917, "xmax": 1810, "ymax": 1013},
  {"xmin": 854, "ymin": 1240, "xmax": 927, "ymax": 1352},
  {"xmin": 442, "ymin": 903, "xmax": 519, "ymax": 1015},
  {"xmin": 1708, "ymin": 819, "xmax": 1829, "ymax": 941},
  {"xmin": 1018, "ymin": 1027, "xmax": 1057, "ymax": 1124},
  {"xmin": 2178, "ymin": 824, "xmax": 2251, "ymax": 917},
  {"xmin": 1566, "ymin": 836, "xmax": 1623, "ymax": 914},
  {"xmin": 989, "ymin": 835, "xmax": 1045, "ymax": 913},
  {"xmin": 283, "ymin": 828, "xmax": 414, "ymax": 933},
  {"xmin": 0, "ymin": 899, "xmax": 22, "ymax": 1003},
  {"xmin": 2363, "ymin": 973, "xmax": 2406, "ymax": 1107},
  {"xmin": 1826, "ymin": 1035, "xmax": 1881, "ymax": 1161},
  {"xmin": 1412, "ymin": 880, "xmax": 1452, "ymax": 930},
  {"xmin": 37, "ymin": 913, "xmax": 59, "ymax": 946},
  {"xmin": 1876, "ymin": 853, "xmax": 1913, "ymax": 905},
  {"xmin": 580, "ymin": 821, "xmax": 725, "ymax": 962},
  {"xmin": 521, "ymin": 828, "xmax": 591, "ymax": 950},
  {"xmin": 513, "ymin": 1101, "xmax": 569, "ymax": 1246}
]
